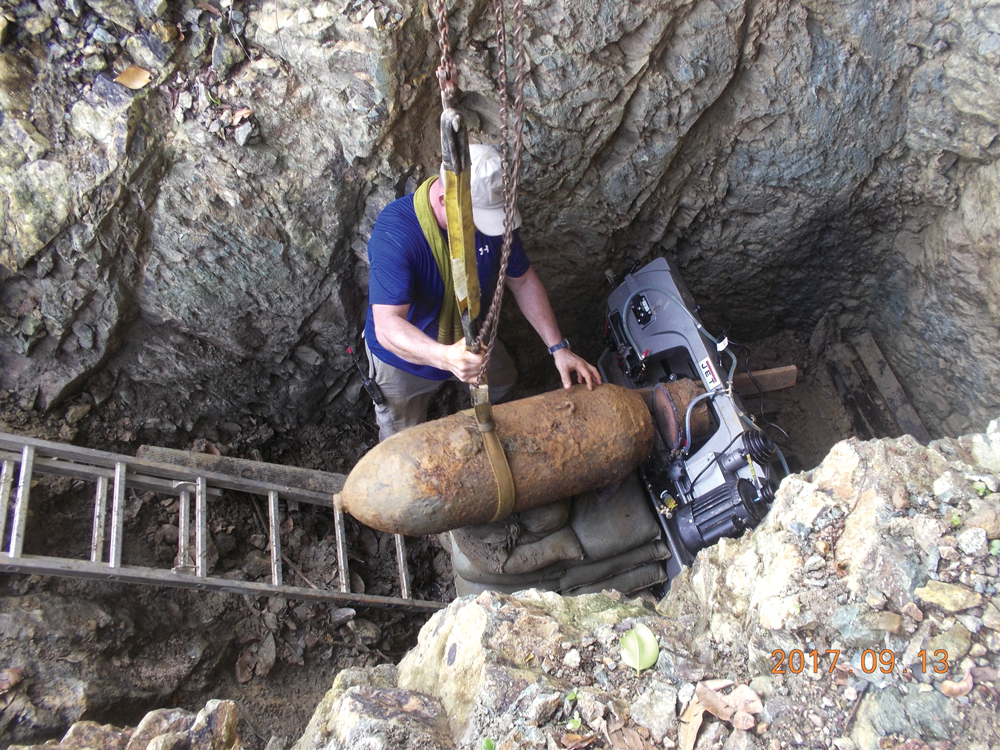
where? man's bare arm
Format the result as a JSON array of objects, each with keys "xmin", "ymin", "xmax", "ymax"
[{"xmin": 371, "ymin": 304, "xmax": 483, "ymax": 383}]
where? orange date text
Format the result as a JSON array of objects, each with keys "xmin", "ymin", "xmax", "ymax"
[{"xmin": 770, "ymin": 649, "xmax": 950, "ymax": 675}]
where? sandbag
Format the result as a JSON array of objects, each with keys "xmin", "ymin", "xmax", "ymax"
[
  {"xmin": 566, "ymin": 562, "xmax": 669, "ymax": 595},
  {"xmin": 558, "ymin": 540, "xmax": 670, "ymax": 591},
  {"xmin": 449, "ymin": 532, "xmax": 669, "ymax": 590},
  {"xmin": 518, "ymin": 499, "xmax": 571, "ymax": 543},
  {"xmin": 449, "ymin": 534, "xmax": 563, "ymax": 587},
  {"xmin": 451, "ymin": 523, "xmax": 584, "ymax": 578},
  {"xmin": 453, "ymin": 573, "xmax": 559, "ymax": 599},
  {"xmin": 502, "ymin": 526, "xmax": 585, "ymax": 575},
  {"xmin": 449, "ymin": 498, "xmax": 575, "ymax": 575},
  {"xmin": 453, "ymin": 558, "xmax": 669, "ymax": 598},
  {"xmin": 339, "ymin": 385, "xmax": 653, "ymax": 536},
  {"xmin": 570, "ymin": 472, "xmax": 662, "ymax": 560}
]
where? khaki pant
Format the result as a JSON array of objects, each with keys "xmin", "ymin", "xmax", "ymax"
[{"xmin": 365, "ymin": 340, "xmax": 518, "ymax": 442}]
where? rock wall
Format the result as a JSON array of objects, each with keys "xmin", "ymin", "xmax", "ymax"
[
  {"xmin": 0, "ymin": 0, "xmax": 998, "ymax": 444},
  {"xmin": 871, "ymin": 159, "xmax": 1000, "ymax": 438}
]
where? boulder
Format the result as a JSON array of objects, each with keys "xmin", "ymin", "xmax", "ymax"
[{"xmin": 7, "ymin": 700, "xmax": 239, "ymax": 750}]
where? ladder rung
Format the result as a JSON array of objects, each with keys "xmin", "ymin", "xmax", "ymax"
[
  {"xmin": 334, "ymin": 508, "xmax": 350, "ymax": 594},
  {"xmin": 109, "ymin": 462, "xmax": 126, "ymax": 567},
  {"xmin": 195, "ymin": 477, "xmax": 208, "ymax": 578},
  {"xmin": 268, "ymin": 490, "xmax": 282, "ymax": 586},
  {"xmin": 8, "ymin": 445, "xmax": 35, "ymax": 558},
  {"xmin": 394, "ymin": 534, "xmax": 411, "ymax": 600},
  {"xmin": 91, "ymin": 476, "xmax": 109, "ymax": 563},
  {"xmin": 177, "ymin": 490, "xmax": 191, "ymax": 571},
  {"xmin": 0, "ymin": 460, "xmax": 14, "ymax": 551}
]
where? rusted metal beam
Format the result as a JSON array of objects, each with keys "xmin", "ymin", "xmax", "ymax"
[{"xmin": 635, "ymin": 366, "xmax": 799, "ymax": 410}]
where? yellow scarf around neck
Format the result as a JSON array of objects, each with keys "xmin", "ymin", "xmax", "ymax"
[{"xmin": 414, "ymin": 176, "xmax": 465, "ymax": 346}]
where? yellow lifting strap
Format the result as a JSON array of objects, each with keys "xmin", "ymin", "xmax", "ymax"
[
  {"xmin": 441, "ymin": 108, "xmax": 516, "ymax": 522},
  {"xmin": 440, "ymin": 112, "xmax": 480, "ymax": 332}
]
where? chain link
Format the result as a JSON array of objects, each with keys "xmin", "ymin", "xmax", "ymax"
[
  {"xmin": 475, "ymin": 0, "xmax": 526, "ymax": 383},
  {"xmin": 430, "ymin": 0, "xmax": 527, "ymax": 385},
  {"xmin": 432, "ymin": 0, "xmax": 459, "ymax": 109}
]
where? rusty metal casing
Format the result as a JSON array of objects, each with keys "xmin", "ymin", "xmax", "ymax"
[
  {"xmin": 338, "ymin": 384, "xmax": 653, "ymax": 536},
  {"xmin": 652, "ymin": 378, "xmax": 710, "ymax": 451}
]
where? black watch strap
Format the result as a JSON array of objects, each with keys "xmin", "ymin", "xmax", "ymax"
[{"xmin": 548, "ymin": 339, "xmax": 570, "ymax": 354}]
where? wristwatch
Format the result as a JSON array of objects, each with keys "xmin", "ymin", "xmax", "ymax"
[{"xmin": 548, "ymin": 339, "xmax": 570, "ymax": 354}]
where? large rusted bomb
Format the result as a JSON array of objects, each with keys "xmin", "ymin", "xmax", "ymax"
[{"xmin": 338, "ymin": 384, "xmax": 653, "ymax": 536}]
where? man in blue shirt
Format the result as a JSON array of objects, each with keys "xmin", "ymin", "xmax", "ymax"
[{"xmin": 365, "ymin": 145, "xmax": 601, "ymax": 440}]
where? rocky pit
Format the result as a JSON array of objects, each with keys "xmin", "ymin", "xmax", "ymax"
[{"xmin": 1, "ymin": 0, "xmax": 999, "ymax": 748}]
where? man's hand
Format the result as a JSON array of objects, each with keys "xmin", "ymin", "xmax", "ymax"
[
  {"xmin": 553, "ymin": 349, "xmax": 602, "ymax": 390},
  {"xmin": 441, "ymin": 340, "xmax": 485, "ymax": 384},
  {"xmin": 506, "ymin": 269, "xmax": 603, "ymax": 391}
]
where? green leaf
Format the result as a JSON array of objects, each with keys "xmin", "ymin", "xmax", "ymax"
[
  {"xmin": 483, "ymin": 739, "xmax": 495, "ymax": 750},
  {"xmin": 620, "ymin": 622, "xmax": 659, "ymax": 675},
  {"xmin": 566, "ymin": 688, "xmax": 578, "ymax": 702},
  {"xmin": 990, "ymin": 539, "xmax": 1000, "ymax": 557},
  {"xmin": 566, "ymin": 711, "xmax": 582, "ymax": 731}
]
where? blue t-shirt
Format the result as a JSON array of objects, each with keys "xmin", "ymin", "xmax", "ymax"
[{"xmin": 365, "ymin": 193, "xmax": 530, "ymax": 380}]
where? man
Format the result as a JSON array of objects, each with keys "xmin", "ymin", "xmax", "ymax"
[{"xmin": 364, "ymin": 144, "xmax": 602, "ymax": 441}]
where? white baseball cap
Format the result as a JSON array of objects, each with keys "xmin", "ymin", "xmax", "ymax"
[{"xmin": 469, "ymin": 144, "xmax": 522, "ymax": 236}]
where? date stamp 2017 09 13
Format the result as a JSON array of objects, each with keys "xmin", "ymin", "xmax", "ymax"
[{"xmin": 771, "ymin": 649, "xmax": 950, "ymax": 676}]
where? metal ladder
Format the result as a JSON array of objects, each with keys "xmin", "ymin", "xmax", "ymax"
[{"xmin": 0, "ymin": 432, "xmax": 445, "ymax": 614}]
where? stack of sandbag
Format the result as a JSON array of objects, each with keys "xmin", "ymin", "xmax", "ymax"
[{"xmin": 445, "ymin": 471, "xmax": 670, "ymax": 597}]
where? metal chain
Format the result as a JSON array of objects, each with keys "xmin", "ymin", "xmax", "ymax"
[
  {"xmin": 430, "ymin": 0, "xmax": 527, "ymax": 383},
  {"xmin": 432, "ymin": 0, "xmax": 459, "ymax": 109},
  {"xmin": 475, "ymin": 0, "xmax": 526, "ymax": 383}
]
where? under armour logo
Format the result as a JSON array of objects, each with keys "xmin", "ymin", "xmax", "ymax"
[{"xmin": 478, "ymin": 245, "xmax": 490, "ymax": 256}]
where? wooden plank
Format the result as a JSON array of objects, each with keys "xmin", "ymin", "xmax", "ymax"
[
  {"xmin": 826, "ymin": 342, "xmax": 908, "ymax": 441},
  {"xmin": 635, "ymin": 365, "xmax": 799, "ymax": 408},
  {"xmin": 827, "ymin": 342, "xmax": 888, "ymax": 440},
  {"xmin": 842, "ymin": 344, "xmax": 903, "ymax": 439},
  {"xmin": 0, "ymin": 450, "xmax": 223, "ymax": 499},
  {"xmin": 135, "ymin": 445, "xmax": 346, "ymax": 500},
  {"xmin": 826, "ymin": 358, "xmax": 875, "ymax": 441},
  {"xmin": 732, "ymin": 365, "xmax": 798, "ymax": 396},
  {"xmin": 0, "ymin": 434, "xmax": 333, "ymax": 506},
  {"xmin": 851, "ymin": 332, "xmax": 932, "ymax": 445}
]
